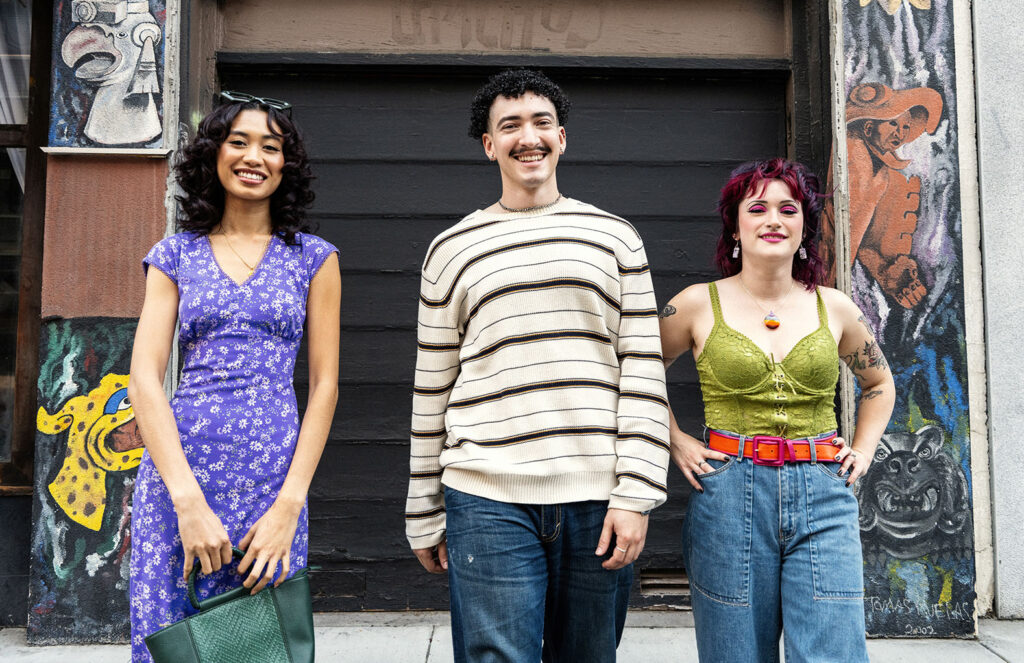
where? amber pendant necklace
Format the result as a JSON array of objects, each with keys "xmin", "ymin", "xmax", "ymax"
[{"xmin": 738, "ymin": 278, "xmax": 796, "ymax": 330}]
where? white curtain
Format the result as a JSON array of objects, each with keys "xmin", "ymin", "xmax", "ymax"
[{"xmin": 0, "ymin": 0, "xmax": 32, "ymax": 191}]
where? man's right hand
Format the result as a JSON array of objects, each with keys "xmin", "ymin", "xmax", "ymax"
[{"xmin": 413, "ymin": 541, "xmax": 449, "ymax": 574}]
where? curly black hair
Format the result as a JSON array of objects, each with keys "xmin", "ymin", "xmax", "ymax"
[
  {"xmin": 468, "ymin": 68, "xmax": 571, "ymax": 140},
  {"xmin": 174, "ymin": 101, "xmax": 315, "ymax": 244}
]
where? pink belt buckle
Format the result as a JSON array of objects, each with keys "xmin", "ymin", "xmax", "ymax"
[{"xmin": 751, "ymin": 435, "xmax": 786, "ymax": 466}]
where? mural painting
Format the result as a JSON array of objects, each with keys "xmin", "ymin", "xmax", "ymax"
[
  {"xmin": 859, "ymin": 426, "xmax": 970, "ymax": 562},
  {"xmin": 28, "ymin": 318, "xmax": 142, "ymax": 643},
  {"xmin": 39, "ymin": 373, "xmax": 141, "ymax": 532},
  {"xmin": 48, "ymin": 0, "xmax": 166, "ymax": 147},
  {"xmin": 845, "ymin": 83, "xmax": 941, "ymax": 309},
  {"xmin": 824, "ymin": 0, "xmax": 975, "ymax": 636}
]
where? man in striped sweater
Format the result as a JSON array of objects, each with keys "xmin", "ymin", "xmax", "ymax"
[{"xmin": 405, "ymin": 69, "xmax": 670, "ymax": 662}]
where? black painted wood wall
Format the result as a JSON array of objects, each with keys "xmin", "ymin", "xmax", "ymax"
[{"xmin": 220, "ymin": 66, "xmax": 787, "ymax": 610}]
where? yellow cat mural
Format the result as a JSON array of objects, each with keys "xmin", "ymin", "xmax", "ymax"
[{"xmin": 37, "ymin": 374, "xmax": 144, "ymax": 531}]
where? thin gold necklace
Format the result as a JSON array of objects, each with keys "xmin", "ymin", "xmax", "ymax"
[
  {"xmin": 220, "ymin": 231, "xmax": 271, "ymax": 277},
  {"xmin": 737, "ymin": 277, "xmax": 796, "ymax": 330}
]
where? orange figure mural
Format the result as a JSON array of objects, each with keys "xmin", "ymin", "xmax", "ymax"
[
  {"xmin": 37, "ymin": 373, "xmax": 144, "ymax": 531},
  {"xmin": 840, "ymin": 82, "xmax": 943, "ymax": 309}
]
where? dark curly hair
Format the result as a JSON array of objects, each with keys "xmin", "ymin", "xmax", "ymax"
[
  {"xmin": 714, "ymin": 158, "xmax": 828, "ymax": 290},
  {"xmin": 174, "ymin": 101, "xmax": 315, "ymax": 244},
  {"xmin": 468, "ymin": 68, "xmax": 571, "ymax": 140}
]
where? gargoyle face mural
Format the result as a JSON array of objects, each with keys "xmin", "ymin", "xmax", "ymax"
[
  {"xmin": 857, "ymin": 425, "xmax": 970, "ymax": 559},
  {"xmin": 50, "ymin": 1, "xmax": 164, "ymax": 146}
]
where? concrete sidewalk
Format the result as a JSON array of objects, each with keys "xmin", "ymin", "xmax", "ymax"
[{"xmin": 1, "ymin": 612, "xmax": 1021, "ymax": 662}]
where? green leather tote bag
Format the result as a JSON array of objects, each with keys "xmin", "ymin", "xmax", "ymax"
[{"xmin": 145, "ymin": 548, "xmax": 314, "ymax": 663}]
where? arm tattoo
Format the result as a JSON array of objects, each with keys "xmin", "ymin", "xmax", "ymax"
[
  {"xmin": 842, "ymin": 315, "xmax": 889, "ymax": 384},
  {"xmin": 842, "ymin": 339, "xmax": 890, "ymax": 383},
  {"xmin": 659, "ymin": 304, "xmax": 677, "ymax": 319},
  {"xmin": 860, "ymin": 389, "xmax": 884, "ymax": 401},
  {"xmin": 863, "ymin": 339, "xmax": 888, "ymax": 371}
]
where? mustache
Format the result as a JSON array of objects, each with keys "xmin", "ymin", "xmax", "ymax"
[{"xmin": 509, "ymin": 145, "xmax": 551, "ymax": 157}]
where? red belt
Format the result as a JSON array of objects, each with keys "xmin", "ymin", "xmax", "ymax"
[{"xmin": 708, "ymin": 430, "xmax": 839, "ymax": 466}]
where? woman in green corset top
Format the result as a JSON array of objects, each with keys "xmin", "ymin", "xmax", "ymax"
[{"xmin": 659, "ymin": 159, "xmax": 895, "ymax": 663}]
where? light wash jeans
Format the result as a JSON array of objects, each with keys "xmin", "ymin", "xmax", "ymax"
[
  {"xmin": 444, "ymin": 486, "xmax": 632, "ymax": 663},
  {"xmin": 682, "ymin": 454, "xmax": 869, "ymax": 663}
]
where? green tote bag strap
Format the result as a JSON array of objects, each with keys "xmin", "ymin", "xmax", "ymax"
[
  {"xmin": 187, "ymin": 547, "xmax": 249, "ymax": 610},
  {"xmin": 145, "ymin": 547, "xmax": 315, "ymax": 663}
]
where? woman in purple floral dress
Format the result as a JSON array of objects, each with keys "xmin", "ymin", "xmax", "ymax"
[{"xmin": 127, "ymin": 94, "xmax": 340, "ymax": 662}]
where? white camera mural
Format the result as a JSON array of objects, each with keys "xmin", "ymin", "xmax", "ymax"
[{"xmin": 49, "ymin": 0, "xmax": 165, "ymax": 148}]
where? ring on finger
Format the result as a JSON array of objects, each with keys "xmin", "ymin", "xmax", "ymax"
[{"xmin": 615, "ymin": 545, "xmax": 628, "ymax": 553}]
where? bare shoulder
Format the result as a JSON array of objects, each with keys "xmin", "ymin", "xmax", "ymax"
[
  {"xmin": 818, "ymin": 286, "xmax": 861, "ymax": 320},
  {"xmin": 817, "ymin": 285, "xmax": 851, "ymax": 306},
  {"xmin": 672, "ymin": 282, "xmax": 712, "ymax": 308},
  {"xmin": 661, "ymin": 282, "xmax": 711, "ymax": 319},
  {"xmin": 660, "ymin": 282, "xmax": 715, "ymax": 360},
  {"xmin": 818, "ymin": 286, "xmax": 879, "ymax": 340}
]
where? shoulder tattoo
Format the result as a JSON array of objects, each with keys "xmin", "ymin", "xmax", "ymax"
[{"xmin": 659, "ymin": 304, "xmax": 677, "ymax": 319}]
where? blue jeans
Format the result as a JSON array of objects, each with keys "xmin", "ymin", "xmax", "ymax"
[
  {"xmin": 444, "ymin": 487, "xmax": 632, "ymax": 663},
  {"xmin": 682, "ymin": 456, "xmax": 868, "ymax": 663}
]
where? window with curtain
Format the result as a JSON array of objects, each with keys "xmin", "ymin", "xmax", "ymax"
[{"xmin": 0, "ymin": 0, "xmax": 31, "ymax": 465}]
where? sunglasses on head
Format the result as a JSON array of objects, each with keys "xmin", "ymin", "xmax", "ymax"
[{"xmin": 216, "ymin": 90, "xmax": 293, "ymax": 117}]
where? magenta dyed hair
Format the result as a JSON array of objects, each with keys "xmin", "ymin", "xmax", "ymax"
[{"xmin": 713, "ymin": 158, "xmax": 827, "ymax": 290}]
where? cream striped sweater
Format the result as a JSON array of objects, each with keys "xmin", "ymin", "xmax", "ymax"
[{"xmin": 405, "ymin": 197, "xmax": 670, "ymax": 548}]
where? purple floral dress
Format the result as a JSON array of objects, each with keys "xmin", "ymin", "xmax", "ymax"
[{"xmin": 129, "ymin": 231, "xmax": 338, "ymax": 662}]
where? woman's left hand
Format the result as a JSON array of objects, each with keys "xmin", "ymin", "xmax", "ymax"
[
  {"xmin": 237, "ymin": 500, "xmax": 302, "ymax": 594},
  {"xmin": 832, "ymin": 437, "xmax": 872, "ymax": 486}
]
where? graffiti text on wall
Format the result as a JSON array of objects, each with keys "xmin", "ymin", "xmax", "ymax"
[{"xmin": 391, "ymin": 0, "xmax": 604, "ymax": 50}]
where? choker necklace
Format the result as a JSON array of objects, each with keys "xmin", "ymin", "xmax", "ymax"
[
  {"xmin": 738, "ymin": 278, "xmax": 796, "ymax": 330},
  {"xmin": 498, "ymin": 194, "xmax": 562, "ymax": 213}
]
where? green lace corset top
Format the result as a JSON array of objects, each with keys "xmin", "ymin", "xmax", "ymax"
[{"xmin": 695, "ymin": 282, "xmax": 839, "ymax": 438}]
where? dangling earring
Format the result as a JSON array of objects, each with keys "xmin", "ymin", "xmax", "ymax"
[
  {"xmin": 798, "ymin": 245, "xmax": 808, "ymax": 260},
  {"xmin": 732, "ymin": 241, "xmax": 740, "ymax": 259}
]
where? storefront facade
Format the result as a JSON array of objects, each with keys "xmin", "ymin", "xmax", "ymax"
[{"xmin": 1, "ymin": 0, "xmax": 1018, "ymax": 643}]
